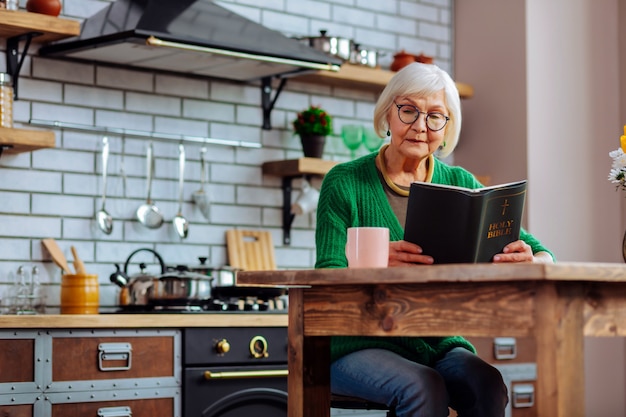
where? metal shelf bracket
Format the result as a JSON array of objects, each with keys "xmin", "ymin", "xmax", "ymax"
[
  {"xmin": 6, "ymin": 31, "xmax": 42, "ymax": 100},
  {"xmin": 261, "ymin": 76, "xmax": 287, "ymax": 131},
  {"xmin": 280, "ymin": 174, "xmax": 312, "ymax": 246},
  {"xmin": 281, "ymin": 176, "xmax": 296, "ymax": 245},
  {"xmin": 0, "ymin": 144, "xmax": 12, "ymax": 159}
]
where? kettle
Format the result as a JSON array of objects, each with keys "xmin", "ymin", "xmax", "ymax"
[{"xmin": 109, "ymin": 248, "xmax": 167, "ymax": 306}]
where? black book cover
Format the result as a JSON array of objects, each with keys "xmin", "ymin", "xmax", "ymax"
[{"xmin": 403, "ymin": 180, "xmax": 527, "ymax": 263}]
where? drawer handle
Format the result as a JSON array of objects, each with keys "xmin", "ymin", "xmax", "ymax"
[
  {"xmin": 98, "ymin": 343, "xmax": 132, "ymax": 371},
  {"xmin": 204, "ymin": 369, "xmax": 288, "ymax": 380},
  {"xmin": 512, "ymin": 384, "xmax": 535, "ymax": 408},
  {"xmin": 98, "ymin": 406, "xmax": 132, "ymax": 417},
  {"xmin": 493, "ymin": 337, "xmax": 517, "ymax": 360}
]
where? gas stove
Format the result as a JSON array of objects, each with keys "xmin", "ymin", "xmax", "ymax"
[{"xmin": 114, "ymin": 291, "xmax": 288, "ymax": 314}]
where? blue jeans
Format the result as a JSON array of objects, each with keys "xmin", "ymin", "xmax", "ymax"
[{"xmin": 331, "ymin": 347, "xmax": 508, "ymax": 417}]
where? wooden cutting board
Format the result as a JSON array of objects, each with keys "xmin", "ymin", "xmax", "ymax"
[{"xmin": 226, "ymin": 229, "xmax": 276, "ymax": 271}]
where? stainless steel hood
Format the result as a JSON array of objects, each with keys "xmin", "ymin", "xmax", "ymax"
[{"xmin": 39, "ymin": 0, "xmax": 342, "ymax": 81}]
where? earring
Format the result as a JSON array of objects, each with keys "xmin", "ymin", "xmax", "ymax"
[
  {"xmin": 443, "ymin": 141, "xmax": 446, "ymax": 148},
  {"xmin": 386, "ymin": 130, "xmax": 390, "ymax": 137}
]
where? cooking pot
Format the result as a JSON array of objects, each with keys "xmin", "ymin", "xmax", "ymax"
[
  {"xmin": 350, "ymin": 43, "xmax": 380, "ymax": 68},
  {"xmin": 109, "ymin": 248, "xmax": 213, "ymax": 306},
  {"xmin": 305, "ymin": 30, "xmax": 353, "ymax": 61},
  {"xmin": 188, "ymin": 257, "xmax": 239, "ymax": 287},
  {"xmin": 151, "ymin": 264, "xmax": 213, "ymax": 303}
]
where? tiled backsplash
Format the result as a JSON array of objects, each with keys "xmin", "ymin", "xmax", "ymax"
[{"xmin": 0, "ymin": 0, "xmax": 453, "ymax": 311}]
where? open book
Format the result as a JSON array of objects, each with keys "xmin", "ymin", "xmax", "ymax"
[{"xmin": 403, "ymin": 180, "xmax": 527, "ymax": 263}]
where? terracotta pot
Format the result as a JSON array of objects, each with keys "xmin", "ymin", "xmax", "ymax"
[
  {"xmin": 26, "ymin": 0, "xmax": 61, "ymax": 16},
  {"xmin": 300, "ymin": 134, "xmax": 326, "ymax": 158},
  {"xmin": 414, "ymin": 53, "xmax": 434, "ymax": 64},
  {"xmin": 390, "ymin": 50, "xmax": 416, "ymax": 72}
]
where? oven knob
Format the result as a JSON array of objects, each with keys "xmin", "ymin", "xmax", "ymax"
[
  {"xmin": 250, "ymin": 335, "xmax": 269, "ymax": 359},
  {"xmin": 215, "ymin": 339, "xmax": 231, "ymax": 354}
]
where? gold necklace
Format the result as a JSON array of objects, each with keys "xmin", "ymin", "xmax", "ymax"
[{"xmin": 376, "ymin": 144, "xmax": 434, "ymax": 196}]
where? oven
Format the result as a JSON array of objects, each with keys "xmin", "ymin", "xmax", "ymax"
[
  {"xmin": 183, "ymin": 326, "xmax": 288, "ymax": 417},
  {"xmin": 109, "ymin": 251, "xmax": 289, "ymax": 417}
]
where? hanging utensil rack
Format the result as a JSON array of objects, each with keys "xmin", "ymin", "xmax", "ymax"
[{"xmin": 28, "ymin": 119, "xmax": 262, "ymax": 149}]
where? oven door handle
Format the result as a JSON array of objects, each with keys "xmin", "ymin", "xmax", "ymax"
[{"xmin": 204, "ymin": 369, "xmax": 288, "ymax": 379}]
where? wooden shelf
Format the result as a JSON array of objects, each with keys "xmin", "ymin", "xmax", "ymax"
[
  {"xmin": 0, "ymin": 127, "xmax": 55, "ymax": 154},
  {"xmin": 262, "ymin": 158, "xmax": 337, "ymax": 245},
  {"xmin": 0, "ymin": 10, "xmax": 77, "ymax": 156},
  {"xmin": 0, "ymin": 9, "xmax": 80, "ymax": 42},
  {"xmin": 295, "ymin": 63, "xmax": 474, "ymax": 99},
  {"xmin": 262, "ymin": 157, "xmax": 338, "ymax": 177}
]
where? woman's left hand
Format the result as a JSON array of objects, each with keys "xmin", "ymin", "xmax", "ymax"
[{"xmin": 492, "ymin": 240, "xmax": 534, "ymax": 263}]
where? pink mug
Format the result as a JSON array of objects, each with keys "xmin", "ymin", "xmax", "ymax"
[{"xmin": 345, "ymin": 227, "xmax": 389, "ymax": 268}]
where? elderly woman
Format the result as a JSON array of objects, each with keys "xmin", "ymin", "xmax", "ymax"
[{"xmin": 315, "ymin": 63, "xmax": 554, "ymax": 417}]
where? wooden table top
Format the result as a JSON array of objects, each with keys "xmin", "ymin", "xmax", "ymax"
[{"xmin": 237, "ymin": 262, "xmax": 626, "ymax": 287}]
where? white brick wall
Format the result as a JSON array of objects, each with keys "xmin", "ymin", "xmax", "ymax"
[{"xmin": 0, "ymin": 0, "xmax": 453, "ymax": 313}]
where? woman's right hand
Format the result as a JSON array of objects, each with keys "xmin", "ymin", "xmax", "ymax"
[{"xmin": 389, "ymin": 240, "xmax": 434, "ymax": 266}]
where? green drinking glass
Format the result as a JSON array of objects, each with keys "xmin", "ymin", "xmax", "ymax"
[
  {"xmin": 341, "ymin": 125, "xmax": 363, "ymax": 159},
  {"xmin": 362, "ymin": 128, "xmax": 384, "ymax": 152}
]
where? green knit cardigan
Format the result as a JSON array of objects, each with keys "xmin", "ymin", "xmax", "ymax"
[{"xmin": 315, "ymin": 152, "xmax": 553, "ymax": 365}]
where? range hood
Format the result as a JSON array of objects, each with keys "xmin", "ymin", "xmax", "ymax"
[{"xmin": 39, "ymin": 0, "xmax": 342, "ymax": 81}]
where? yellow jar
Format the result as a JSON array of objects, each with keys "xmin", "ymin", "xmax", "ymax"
[
  {"xmin": 60, "ymin": 274, "xmax": 99, "ymax": 314},
  {"xmin": 0, "ymin": 73, "xmax": 13, "ymax": 128}
]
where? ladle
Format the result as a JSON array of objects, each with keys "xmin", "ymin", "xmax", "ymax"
[
  {"xmin": 173, "ymin": 143, "xmax": 189, "ymax": 239},
  {"xmin": 136, "ymin": 142, "xmax": 164, "ymax": 229},
  {"xmin": 192, "ymin": 146, "xmax": 210, "ymax": 220},
  {"xmin": 96, "ymin": 136, "xmax": 113, "ymax": 234}
]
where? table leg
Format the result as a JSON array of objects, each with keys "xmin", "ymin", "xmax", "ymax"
[
  {"xmin": 535, "ymin": 282, "xmax": 585, "ymax": 417},
  {"xmin": 288, "ymin": 288, "xmax": 331, "ymax": 417},
  {"xmin": 288, "ymin": 288, "xmax": 305, "ymax": 417}
]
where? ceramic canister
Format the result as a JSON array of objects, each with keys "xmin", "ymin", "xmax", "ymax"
[{"xmin": 60, "ymin": 274, "xmax": 99, "ymax": 314}]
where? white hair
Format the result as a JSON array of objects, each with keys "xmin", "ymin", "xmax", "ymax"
[{"xmin": 373, "ymin": 62, "xmax": 462, "ymax": 157}]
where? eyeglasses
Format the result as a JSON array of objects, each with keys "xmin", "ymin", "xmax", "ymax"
[{"xmin": 394, "ymin": 101, "xmax": 450, "ymax": 131}]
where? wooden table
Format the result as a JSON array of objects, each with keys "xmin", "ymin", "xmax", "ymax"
[{"xmin": 237, "ymin": 262, "xmax": 626, "ymax": 417}]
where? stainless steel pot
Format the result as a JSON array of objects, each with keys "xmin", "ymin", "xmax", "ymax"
[
  {"xmin": 211, "ymin": 266, "xmax": 238, "ymax": 287},
  {"xmin": 350, "ymin": 44, "xmax": 379, "ymax": 68},
  {"xmin": 305, "ymin": 30, "xmax": 353, "ymax": 61},
  {"xmin": 187, "ymin": 257, "xmax": 239, "ymax": 287},
  {"xmin": 150, "ymin": 265, "xmax": 213, "ymax": 302},
  {"xmin": 110, "ymin": 248, "xmax": 213, "ymax": 306}
]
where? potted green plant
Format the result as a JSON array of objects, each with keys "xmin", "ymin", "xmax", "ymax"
[{"xmin": 292, "ymin": 105, "xmax": 333, "ymax": 158}]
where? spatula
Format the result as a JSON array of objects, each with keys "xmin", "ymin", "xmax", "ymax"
[
  {"xmin": 41, "ymin": 238, "xmax": 72, "ymax": 274},
  {"xmin": 71, "ymin": 246, "xmax": 87, "ymax": 275}
]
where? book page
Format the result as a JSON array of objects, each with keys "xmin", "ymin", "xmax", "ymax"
[{"xmin": 410, "ymin": 179, "xmax": 527, "ymax": 195}]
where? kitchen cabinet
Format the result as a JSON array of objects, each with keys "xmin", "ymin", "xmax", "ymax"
[
  {"xmin": 0, "ymin": 329, "xmax": 181, "ymax": 417},
  {"xmin": 262, "ymin": 157, "xmax": 338, "ymax": 245},
  {"xmin": 0, "ymin": 9, "xmax": 79, "ymax": 157},
  {"xmin": 0, "ymin": 315, "xmax": 289, "ymax": 417},
  {"xmin": 294, "ymin": 63, "xmax": 474, "ymax": 99}
]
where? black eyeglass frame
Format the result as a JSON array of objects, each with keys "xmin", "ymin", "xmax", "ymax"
[{"xmin": 393, "ymin": 101, "xmax": 450, "ymax": 132}]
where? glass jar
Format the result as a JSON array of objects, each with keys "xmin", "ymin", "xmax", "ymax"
[{"xmin": 0, "ymin": 73, "xmax": 14, "ymax": 128}]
